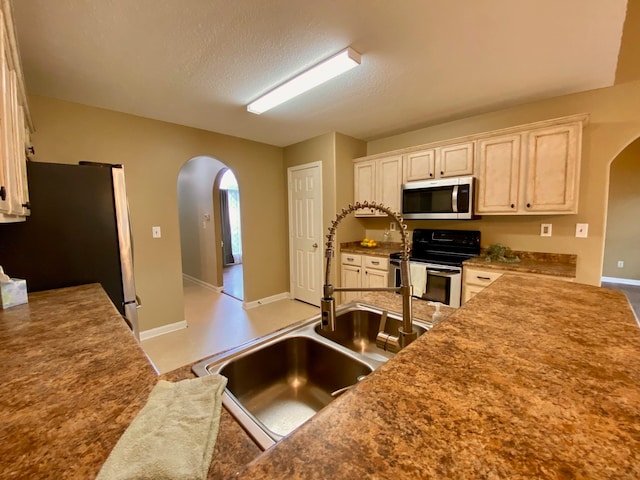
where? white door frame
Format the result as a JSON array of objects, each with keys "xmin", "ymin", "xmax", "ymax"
[{"xmin": 287, "ymin": 161, "xmax": 323, "ymax": 306}]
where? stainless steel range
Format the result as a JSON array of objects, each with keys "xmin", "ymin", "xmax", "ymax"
[{"xmin": 389, "ymin": 229, "xmax": 481, "ymax": 307}]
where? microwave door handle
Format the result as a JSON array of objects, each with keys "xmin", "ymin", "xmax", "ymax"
[{"xmin": 451, "ymin": 185, "xmax": 459, "ymax": 213}]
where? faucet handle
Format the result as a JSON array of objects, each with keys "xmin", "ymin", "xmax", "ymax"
[{"xmin": 377, "ymin": 310, "xmax": 388, "ymax": 334}]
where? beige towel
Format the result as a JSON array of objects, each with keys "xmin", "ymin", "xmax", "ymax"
[
  {"xmin": 409, "ymin": 262, "xmax": 427, "ymax": 298},
  {"xmin": 97, "ymin": 374, "xmax": 227, "ymax": 480}
]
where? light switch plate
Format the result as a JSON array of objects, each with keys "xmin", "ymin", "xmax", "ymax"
[
  {"xmin": 576, "ymin": 223, "xmax": 588, "ymax": 238},
  {"xmin": 152, "ymin": 226, "xmax": 161, "ymax": 238},
  {"xmin": 540, "ymin": 224, "xmax": 552, "ymax": 237}
]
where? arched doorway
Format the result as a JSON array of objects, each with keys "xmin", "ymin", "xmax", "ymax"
[
  {"xmin": 602, "ymin": 137, "xmax": 640, "ymax": 316},
  {"xmin": 218, "ymin": 169, "xmax": 244, "ymax": 299},
  {"xmin": 177, "ymin": 156, "xmax": 244, "ymax": 300}
]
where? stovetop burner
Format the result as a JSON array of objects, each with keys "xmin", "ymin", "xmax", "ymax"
[{"xmin": 391, "ymin": 229, "xmax": 481, "ymax": 266}]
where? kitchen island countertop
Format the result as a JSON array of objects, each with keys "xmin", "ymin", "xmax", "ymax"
[
  {"xmin": 3, "ymin": 277, "xmax": 639, "ymax": 478},
  {"xmin": 235, "ymin": 275, "xmax": 640, "ymax": 478}
]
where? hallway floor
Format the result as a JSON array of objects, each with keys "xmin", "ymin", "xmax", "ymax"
[
  {"xmin": 223, "ymin": 263, "xmax": 243, "ymax": 300},
  {"xmin": 141, "ymin": 277, "xmax": 318, "ymax": 374},
  {"xmin": 602, "ymin": 282, "xmax": 640, "ymax": 321}
]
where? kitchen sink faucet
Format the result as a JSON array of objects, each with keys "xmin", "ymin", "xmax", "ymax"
[{"xmin": 320, "ymin": 201, "xmax": 418, "ymax": 352}]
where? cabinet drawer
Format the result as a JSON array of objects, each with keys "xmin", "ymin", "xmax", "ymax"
[
  {"xmin": 463, "ymin": 284, "xmax": 485, "ymax": 303},
  {"xmin": 464, "ymin": 268, "xmax": 503, "ymax": 287},
  {"xmin": 364, "ymin": 255, "xmax": 388, "ymax": 271},
  {"xmin": 341, "ymin": 253, "xmax": 362, "ymax": 266}
]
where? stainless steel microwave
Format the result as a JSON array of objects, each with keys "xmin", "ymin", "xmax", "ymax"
[{"xmin": 401, "ymin": 176, "xmax": 475, "ymax": 220}]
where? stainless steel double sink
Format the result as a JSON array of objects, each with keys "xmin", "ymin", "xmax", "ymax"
[{"xmin": 192, "ymin": 303, "xmax": 431, "ymax": 449}]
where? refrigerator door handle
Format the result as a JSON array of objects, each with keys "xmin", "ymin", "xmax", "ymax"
[{"xmin": 135, "ymin": 295, "xmax": 142, "ymax": 309}]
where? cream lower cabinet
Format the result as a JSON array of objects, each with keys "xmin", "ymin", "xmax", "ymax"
[
  {"xmin": 462, "ymin": 267, "xmax": 504, "ymax": 304},
  {"xmin": 340, "ymin": 253, "xmax": 389, "ymax": 303},
  {"xmin": 475, "ymin": 121, "xmax": 582, "ymax": 215},
  {"xmin": 362, "ymin": 255, "xmax": 389, "ymax": 289},
  {"xmin": 462, "ymin": 266, "xmax": 574, "ymax": 304},
  {"xmin": 354, "ymin": 155, "xmax": 402, "ymax": 216}
]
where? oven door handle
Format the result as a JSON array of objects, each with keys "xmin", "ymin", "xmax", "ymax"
[{"xmin": 426, "ymin": 269, "xmax": 460, "ymax": 276}]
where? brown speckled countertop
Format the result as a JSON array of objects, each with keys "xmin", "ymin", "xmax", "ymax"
[
  {"xmin": 357, "ymin": 291, "xmax": 455, "ymax": 326},
  {"xmin": 235, "ymin": 275, "xmax": 640, "ymax": 479},
  {"xmin": 340, "ymin": 241, "xmax": 402, "ymax": 257},
  {"xmin": 0, "ymin": 284, "xmax": 259, "ymax": 479},
  {"xmin": 464, "ymin": 251, "xmax": 577, "ymax": 278}
]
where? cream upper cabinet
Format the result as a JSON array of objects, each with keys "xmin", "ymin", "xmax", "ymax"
[
  {"xmin": 475, "ymin": 134, "xmax": 521, "ymax": 213},
  {"xmin": 0, "ymin": 5, "xmax": 32, "ymax": 223},
  {"xmin": 354, "ymin": 113, "xmax": 587, "ymax": 217},
  {"xmin": 523, "ymin": 123, "xmax": 581, "ymax": 214},
  {"xmin": 403, "ymin": 149, "xmax": 436, "ymax": 182},
  {"xmin": 475, "ymin": 121, "xmax": 583, "ymax": 215},
  {"xmin": 402, "ymin": 143, "xmax": 473, "ymax": 182},
  {"xmin": 354, "ymin": 160, "xmax": 377, "ymax": 216},
  {"xmin": 436, "ymin": 142, "xmax": 474, "ymax": 178},
  {"xmin": 354, "ymin": 155, "xmax": 401, "ymax": 217}
]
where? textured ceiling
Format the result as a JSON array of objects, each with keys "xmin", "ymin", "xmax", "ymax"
[{"xmin": 13, "ymin": 0, "xmax": 628, "ymax": 147}]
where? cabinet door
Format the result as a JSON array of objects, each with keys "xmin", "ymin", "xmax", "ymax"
[
  {"xmin": 475, "ymin": 134, "xmax": 521, "ymax": 214},
  {"xmin": 354, "ymin": 160, "xmax": 377, "ymax": 216},
  {"xmin": 377, "ymin": 155, "xmax": 402, "ymax": 214},
  {"xmin": 363, "ymin": 268, "xmax": 388, "ymax": 289},
  {"xmin": 524, "ymin": 123, "xmax": 580, "ymax": 213},
  {"xmin": 341, "ymin": 264, "xmax": 361, "ymax": 303},
  {"xmin": 437, "ymin": 142, "xmax": 474, "ymax": 178},
  {"xmin": 0, "ymin": 26, "xmax": 10, "ymax": 214},
  {"xmin": 403, "ymin": 149, "xmax": 435, "ymax": 182}
]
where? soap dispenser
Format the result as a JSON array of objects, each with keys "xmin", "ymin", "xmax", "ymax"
[{"xmin": 428, "ymin": 301, "xmax": 445, "ymax": 324}]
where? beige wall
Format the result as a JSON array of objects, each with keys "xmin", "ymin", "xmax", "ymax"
[
  {"xmin": 28, "ymin": 95, "xmax": 287, "ymax": 331},
  {"xmin": 283, "ymin": 132, "xmax": 366, "ymax": 287},
  {"xmin": 616, "ymin": 0, "xmax": 640, "ymax": 84},
  {"xmin": 602, "ymin": 138, "xmax": 640, "ymax": 279},
  {"xmin": 365, "ymin": 80, "xmax": 640, "ymax": 285},
  {"xmin": 177, "ymin": 156, "xmax": 226, "ymax": 285}
]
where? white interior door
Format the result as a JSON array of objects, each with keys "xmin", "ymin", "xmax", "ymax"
[{"xmin": 288, "ymin": 162, "xmax": 322, "ymax": 306}]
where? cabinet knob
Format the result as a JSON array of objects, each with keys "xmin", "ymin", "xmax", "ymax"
[
  {"xmin": 526, "ymin": 203, "xmax": 531, "ymax": 208},
  {"xmin": 510, "ymin": 204, "xmax": 515, "ymax": 208},
  {"xmin": 312, "ymin": 243, "xmax": 318, "ymax": 248},
  {"xmin": 429, "ymin": 173, "xmax": 433, "ymax": 177},
  {"xmin": 0, "ymin": 186, "xmax": 5, "ymax": 201},
  {"xmin": 22, "ymin": 202, "xmax": 30, "ymax": 210},
  {"xmin": 440, "ymin": 171, "xmax": 444, "ymax": 175}
]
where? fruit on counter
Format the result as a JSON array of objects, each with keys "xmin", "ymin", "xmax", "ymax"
[{"xmin": 360, "ymin": 238, "xmax": 377, "ymax": 247}]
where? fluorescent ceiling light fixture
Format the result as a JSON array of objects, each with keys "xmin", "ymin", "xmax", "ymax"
[{"xmin": 247, "ymin": 47, "xmax": 361, "ymax": 114}]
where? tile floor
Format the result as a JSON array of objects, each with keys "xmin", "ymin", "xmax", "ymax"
[
  {"xmin": 141, "ymin": 277, "xmax": 319, "ymax": 374},
  {"xmin": 222, "ymin": 263, "xmax": 244, "ymax": 300},
  {"xmin": 602, "ymin": 282, "xmax": 640, "ymax": 321}
]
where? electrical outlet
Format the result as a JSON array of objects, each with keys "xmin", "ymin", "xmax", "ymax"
[
  {"xmin": 617, "ymin": 260, "xmax": 624, "ymax": 268},
  {"xmin": 575, "ymin": 223, "xmax": 588, "ymax": 238},
  {"xmin": 152, "ymin": 226, "xmax": 161, "ymax": 238},
  {"xmin": 389, "ymin": 222, "xmax": 396, "ymax": 232},
  {"xmin": 540, "ymin": 224, "xmax": 552, "ymax": 237}
]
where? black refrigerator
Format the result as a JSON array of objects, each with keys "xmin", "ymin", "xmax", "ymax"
[{"xmin": 0, "ymin": 161, "xmax": 140, "ymax": 338}]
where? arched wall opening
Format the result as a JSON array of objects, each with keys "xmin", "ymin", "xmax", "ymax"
[
  {"xmin": 602, "ymin": 136, "xmax": 640, "ymax": 283},
  {"xmin": 177, "ymin": 156, "xmax": 244, "ymax": 299}
]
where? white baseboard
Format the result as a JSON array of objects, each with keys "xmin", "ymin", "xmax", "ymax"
[
  {"xmin": 601, "ymin": 276, "xmax": 640, "ymax": 287},
  {"xmin": 140, "ymin": 320, "xmax": 188, "ymax": 341},
  {"xmin": 183, "ymin": 274, "xmax": 223, "ymax": 292},
  {"xmin": 243, "ymin": 292, "xmax": 291, "ymax": 310}
]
